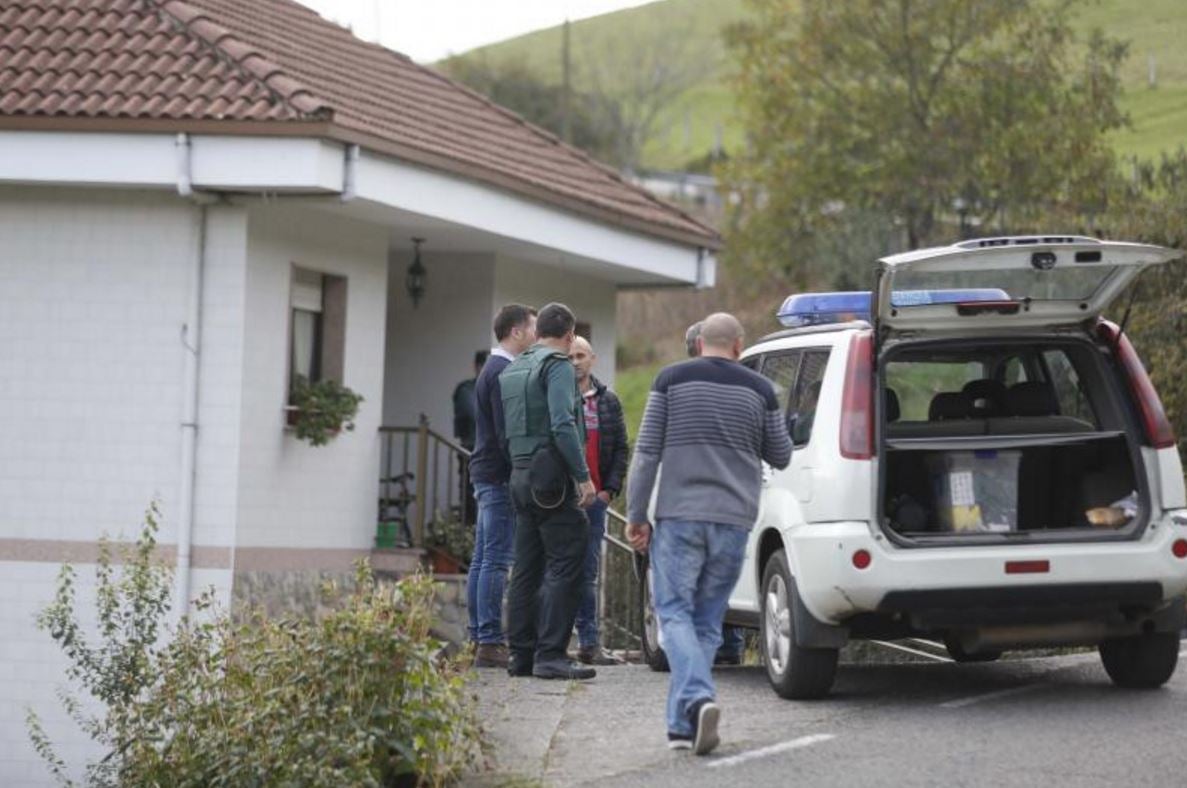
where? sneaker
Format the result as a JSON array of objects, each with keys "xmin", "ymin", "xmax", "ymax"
[
  {"xmin": 689, "ymin": 699, "xmax": 720, "ymax": 756},
  {"xmin": 474, "ymin": 643, "xmax": 509, "ymax": 669},
  {"xmin": 666, "ymin": 733, "xmax": 693, "ymax": 750},
  {"xmin": 532, "ymin": 659, "xmax": 596, "ymax": 680},
  {"xmin": 577, "ymin": 646, "xmax": 624, "ymax": 666}
]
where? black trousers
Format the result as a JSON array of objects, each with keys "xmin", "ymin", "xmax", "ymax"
[{"xmin": 506, "ymin": 466, "xmax": 589, "ymax": 664}]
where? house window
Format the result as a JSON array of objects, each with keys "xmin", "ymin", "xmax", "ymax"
[{"xmin": 289, "ymin": 266, "xmax": 347, "ymax": 395}]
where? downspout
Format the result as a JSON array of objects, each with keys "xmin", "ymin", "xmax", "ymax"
[
  {"xmin": 342, "ymin": 144, "xmax": 359, "ymax": 202},
  {"xmin": 175, "ymin": 132, "xmax": 203, "ymax": 613}
]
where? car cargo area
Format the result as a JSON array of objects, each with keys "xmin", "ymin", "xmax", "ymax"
[{"xmin": 879, "ymin": 338, "xmax": 1145, "ymax": 539}]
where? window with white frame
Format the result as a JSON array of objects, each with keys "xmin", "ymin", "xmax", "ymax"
[{"xmin": 289, "ymin": 266, "xmax": 347, "ymax": 396}]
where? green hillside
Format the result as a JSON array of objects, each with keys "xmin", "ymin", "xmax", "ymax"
[{"xmin": 455, "ymin": 0, "xmax": 1187, "ymax": 170}]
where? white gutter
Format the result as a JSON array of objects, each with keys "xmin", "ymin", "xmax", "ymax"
[
  {"xmin": 342, "ymin": 144, "xmax": 359, "ymax": 201},
  {"xmin": 175, "ymin": 132, "xmax": 207, "ymax": 614}
]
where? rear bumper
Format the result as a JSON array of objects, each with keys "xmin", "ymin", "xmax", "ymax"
[{"xmin": 790, "ymin": 513, "xmax": 1187, "ymax": 627}]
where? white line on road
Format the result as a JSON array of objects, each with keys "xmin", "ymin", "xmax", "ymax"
[
  {"xmin": 939, "ymin": 684, "xmax": 1041, "ymax": 709},
  {"xmin": 707, "ymin": 733, "xmax": 836, "ymax": 769},
  {"xmin": 871, "ymin": 639, "xmax": 954, "ymax": 662}
]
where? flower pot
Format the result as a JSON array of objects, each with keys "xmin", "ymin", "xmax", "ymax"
[{"xmin": 426, "ymin": 546, "xmax": 463, "ymax": 575}]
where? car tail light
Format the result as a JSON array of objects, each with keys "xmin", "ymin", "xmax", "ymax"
[
  {"xmin": 852, "ymin": 549, "xmax": 871, "ymax": 569},
  {"xmin": 839, "ymin": 331, "xmax": 874, "ymax": 460},
  {"xmin": 1097, "ymin": 320, "xmax": 1176, "ymax": 449},
  {"xmin": 1173, "ymin": 539, "xmax": 1187, "ymax": 559}
]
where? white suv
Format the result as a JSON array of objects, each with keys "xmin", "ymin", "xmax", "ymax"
[{"xmin": 639, "ymin": 236, "xmax": 1187, "ymax": 699}]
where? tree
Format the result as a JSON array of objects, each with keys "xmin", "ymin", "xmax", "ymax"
[
  {"xmin": 723, "ymin": 0, "xmax": 1128, "ymax": 285},
  {"xmin": 440, "ymin": 54, "xmax": 623, "ymax": 163},
  {"xmin": 573, "ymin": 17, "xmax": 716, "ymax": 171}
]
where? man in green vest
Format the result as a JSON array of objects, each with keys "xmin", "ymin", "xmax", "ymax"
[{"xmin": 500, "ymin": 302, "xmax": 598, "ymax": 680}]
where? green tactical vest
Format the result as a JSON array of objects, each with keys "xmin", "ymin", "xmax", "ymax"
[{"xmin": 500, "ymin": 345, "xmax": 578, "ymax": 461}]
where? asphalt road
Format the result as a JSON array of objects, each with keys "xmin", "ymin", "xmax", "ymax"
[{"xmin": 469, "ymin": 643, "xmax": 1187, "ymax": 787}]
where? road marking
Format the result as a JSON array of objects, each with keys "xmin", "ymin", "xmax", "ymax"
[
  {"xmin": 939, "ymin": 683, "xmax": 1041, "ymax": 709},
  {"xmin": 707, "ymin": 733, "xmax": 836, "ymax": 769},
  {"xmin": 871, "ymin": 639, "xmax": 954, "ymax": 663}
]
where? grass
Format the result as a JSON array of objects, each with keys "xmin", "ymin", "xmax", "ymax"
[
  {"xmin": 615, "ymin": 362, "xmax": 664, "ymax": 442},
  {"xmin": 449, "ymin": 0, "xmax": 1187, "ymax": 169}
]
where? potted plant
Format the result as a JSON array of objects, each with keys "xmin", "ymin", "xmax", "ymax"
[
  {"xmin": 424, "ymin": 514, "xmax": 473, "ymax": 575},
  {"xmin": 287, "ymin": 376, "xmax": 364, "ymax": 447}
]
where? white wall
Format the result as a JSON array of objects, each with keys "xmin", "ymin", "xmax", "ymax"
[
  {"xmin": 492, "ymin": 254, "xmax": 618, "ymax": 388},
  {"xmin": 234, "ymin": 203, "xmax": 389, "ymax": 551},
  {"xmin": 382, "ymin": 251, "xmax": 495, "ymax": 433},
  {"xmin": 0, "ymin": 186, "xmax": 241, "ymax": 783}
]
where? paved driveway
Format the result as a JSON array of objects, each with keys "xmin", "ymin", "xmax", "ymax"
[{"xmin": 467, "ymin": 645, "xmax": 1187, "ymax": 786}]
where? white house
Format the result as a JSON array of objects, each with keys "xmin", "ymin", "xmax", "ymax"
[{"xmin": 0, "ymin": 0, "xmax": 719, "ymax": 781}]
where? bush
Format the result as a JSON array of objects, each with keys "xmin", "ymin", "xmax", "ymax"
[{"xmin": 29, "ymin": 507, "xmax": 483, "ymax": 787}]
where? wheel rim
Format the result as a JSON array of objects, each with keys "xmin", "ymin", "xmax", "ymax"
[{"xmin": 764, "ymin": 574, "xmax": 792, "ymax": 676}]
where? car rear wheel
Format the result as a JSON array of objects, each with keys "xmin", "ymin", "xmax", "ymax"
[
  {"xmin": 760, "ymin": 549, "xmax": 837, "ymax": 699},
  {"xmin": 1099, "ymin": 631, "xmax": 1179, "ymax": 689},
  {"xmin": 638, "ymin": 561, "xmax": 669, "ymax": 672}
]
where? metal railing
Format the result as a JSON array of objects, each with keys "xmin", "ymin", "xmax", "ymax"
[
  {"xmin": 378, "ymin": 415, "xmax": 471, "ymax": 549},
  {"xmin": 599, "ymin": 505, "xmax": 644, "ymax": 650}
]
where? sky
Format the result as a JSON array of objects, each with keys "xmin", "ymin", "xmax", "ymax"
[{"xmin": 295, "ymin": 0, "xmax": 658, "ymax": 63}]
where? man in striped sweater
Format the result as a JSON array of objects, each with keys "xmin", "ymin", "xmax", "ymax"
[{"xmin": 626, "ymin": 312, "xmax": 793, "ymax": 755}]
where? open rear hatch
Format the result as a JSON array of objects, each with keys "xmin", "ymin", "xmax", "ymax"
[
  {"xmin": 875, "ymin": 236, "xmax": 1180, "ymax": 546},
  {"xmin": 874, "ymin": 236, "xmax": 1180, "ymax": 336}
]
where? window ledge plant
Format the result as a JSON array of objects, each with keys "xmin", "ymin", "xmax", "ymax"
[{"xmin": 287, "ymin": 376, "xmax": 364, "ymax": 447}]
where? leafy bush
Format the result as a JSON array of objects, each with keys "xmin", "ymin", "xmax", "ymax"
[
  {"xmin": 290, "ymin": 376, "xmax": 364, "ymax": 447},
  {"xmin": 29, "ymin": 507, "xmax": 483, "ymax": 787}
]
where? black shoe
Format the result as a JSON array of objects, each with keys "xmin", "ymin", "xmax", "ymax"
[
  {"xmin": 507, "ymin": 653, "xmax": 533, "ymax": 677},
  {"xmin": 532, "ymin": 659, "xmax": 596, "ymax": 680},
  {"xmin": 667, "ymin": 733, "xmax": 693, "ymax": 750},
  {"xmin": 714, "ymin": 651, "xmax": 742, "ymax": 666},
  {"xmin": 688, "ymin": 698, "xmax": 720, "ymax": 756}
]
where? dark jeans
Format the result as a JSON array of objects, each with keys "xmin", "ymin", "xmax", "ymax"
[
  {"xmin": 506, "ymin": 466, "xmax": 589, "ymax": 665},
  {"xmin": 719, "ymin": 625, "xmax": 745, "ymax": 658},
  {"xmin": 575, "ymin": 498, "xmax": 608, "ymax": 648}
]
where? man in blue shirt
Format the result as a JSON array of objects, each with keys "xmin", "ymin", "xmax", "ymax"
[{"xmin": 467, "ymin": 304, "xmax": 536, "ymax": 669}]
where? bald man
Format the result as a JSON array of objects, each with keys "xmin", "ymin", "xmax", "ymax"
[
  {"xmin": 627, "ymin": 312, "xmax": 792, "ymax": 755},
  {"xmin": 568, "ymin": 336, "xmax": 630, "ymax": 665}
]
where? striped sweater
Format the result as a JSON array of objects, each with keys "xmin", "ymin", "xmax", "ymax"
[{"xmin": 626, "ymin": 356, "xmax": 793, "ymax": 529}]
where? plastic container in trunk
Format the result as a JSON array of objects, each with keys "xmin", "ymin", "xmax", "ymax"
[{"xmin": 926, "ymin": 450, "xmax": 1021, "ymax": 533}]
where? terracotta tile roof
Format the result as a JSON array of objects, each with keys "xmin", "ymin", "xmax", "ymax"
[{"xmin": 0, "ymin": 0, "xmax": 718, "ymax": 248}]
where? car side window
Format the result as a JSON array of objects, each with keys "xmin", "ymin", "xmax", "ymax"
[
  {"xmin": 789, "ymin": 349, "xmax": 830, "ymax": 445},
  {"xmin": 1042, "ymin": 349, "xmax": 1096, "ymax": 424},
  {"xmin": 759, "ymin": 351, "xmax": 801, "ymax": 411}
]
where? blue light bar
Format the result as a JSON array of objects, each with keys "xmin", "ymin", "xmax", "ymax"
[{"xmin": 775, "ymin": 289, "xmax": 1010, "ymax": 328}]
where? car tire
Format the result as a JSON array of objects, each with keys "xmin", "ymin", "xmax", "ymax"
[
  {"xmin": 760, "ymin": 549, "xmax": 838, "ymax": 699},
  {"xmin": 943, "ymin": 634, "xmax": 1002, "ymax": 663},
  {"xmin": 638, "ymin": 561, "xmax": 670, "ymax": 673},
  {"xmin": 1099, "ymin": 632, "xmax": 1179, "ymax": 689}
]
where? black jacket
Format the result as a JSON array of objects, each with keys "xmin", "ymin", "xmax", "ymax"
[{"xmin": 588, "ymin": 376, "xmax": 630, "ymax": 496}]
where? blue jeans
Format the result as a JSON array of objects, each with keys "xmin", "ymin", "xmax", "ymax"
[
  {"xmin": 466, "ymin": 482, "xmax": 516, "ymax": 644},
  {"xmin": 719, "ymin": 625, "xmax": 746, "ymax": 659},
  {"xmin": 574, "ymin": 498, "xmax": 608, "ymax": 648},
  {"xmin": 650, "ymin": 519, "xmax": 748, "ymax": 736}
]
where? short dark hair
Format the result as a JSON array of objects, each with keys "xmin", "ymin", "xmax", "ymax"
[
  {"xmin": 536, "ymin": 302, "xmax": 576, "ymax": 339},
  {"xmin": 685, "ymin": 321, "xmax": 703, "ymax": 358},
  {"xmin": 474, "ymin": 349, "xmax": 490, "ymax": 368},
  {"xmin": 493, "ymin": 304, "xmax": 536, "ymax": 341}
]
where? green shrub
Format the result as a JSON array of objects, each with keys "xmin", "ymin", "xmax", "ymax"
[
  {"xmin": 29, "ymin": 507, "xmax": 483, "ymax": 787},
  {"xmin": 290, "ymin": 376, "xmax": 364, "ymax": 447}
]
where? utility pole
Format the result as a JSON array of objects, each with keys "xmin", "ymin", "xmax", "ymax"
[{"xmin": 561, "ymin": 18, "xmax": 572, "ymax": 144}]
